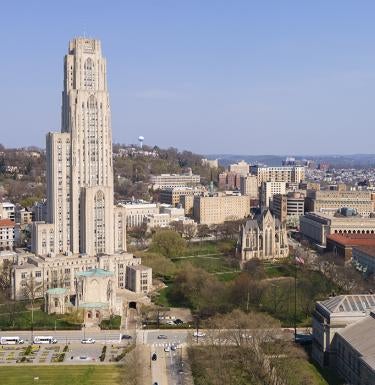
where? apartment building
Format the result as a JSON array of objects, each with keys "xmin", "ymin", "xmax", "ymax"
[
  {"xmin": 0, "ymin": 202, "xmax": 15, "ymax": 221},
  {"xmin": 159, "ymin": 186, "xmax": 206, "ymax": 206},
  {"xmin": 251, "ymin": 165, "xmax": 305, "ymax": 186},
  {"xmin": 0, "ymin": 219, "xmax": 15, "ymax": 250},
  {"xmin": 273, "ymin": 192, "xmax": 305, "ymax": 225},
  {"xmin": 260, "ymin": 181, "xmax": 287, "ymax": 208},
  {"xmin": 193, "ymin": 192, "xmax": 250, "ymax": 225},
  {"xmin": 240, "ymin": 175, "xmax": 258, "ymax": 198},
  {"xmin": 229, "ymin": 160, "xmax": 250, "ymax": 176}
]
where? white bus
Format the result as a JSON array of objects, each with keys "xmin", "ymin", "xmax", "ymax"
[
  {"xmin": 0, "ymin": 336, "xmax": 24, "ymax": 345},
  {"xmin": 33, "ymin": 336, "xmax": 57, "ymax": 344}
]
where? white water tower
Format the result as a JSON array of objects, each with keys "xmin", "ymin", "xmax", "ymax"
[{"xmin": 138, "ymin": 135, "xmax": 144, "ymax": 149}]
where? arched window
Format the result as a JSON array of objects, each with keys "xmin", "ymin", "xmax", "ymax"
[
  {"xmin": 84, "ymin": 58, "xmax": 95, "ymax": 89},
  {"xmin": 94, "ymin": 190, "xmax": 105, "ymax": 254}
]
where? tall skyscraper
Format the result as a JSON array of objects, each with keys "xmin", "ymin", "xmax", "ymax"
[
  {"xmin": 13, "ymin": 38, "xmax": 152, "ymax": 309},
  {"xmin": 32, "ymin": 38, "xmax": 125, "ymax": 257}
]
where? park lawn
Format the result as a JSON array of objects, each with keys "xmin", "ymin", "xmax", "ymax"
[
  {"xmin": 216, "ymin": 271, "xmax": 241, "ymax": 282},
  {"xmin": 0, "ymin": 365, "xmax": 123, "ymax": 385},
  {"xmin": 173, "ymin": 255, "xmax": 236, "ymax": 273},
  {"xmin": 276, "ymin": 358, "xmax": 344, "ymax": 385}
]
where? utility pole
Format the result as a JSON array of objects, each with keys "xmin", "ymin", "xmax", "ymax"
[{"xmin": 294, "ymin": 260, "xmax": 297, "ymax": 342}]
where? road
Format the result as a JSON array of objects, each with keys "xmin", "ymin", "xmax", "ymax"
[
  {"xmin": 150, "ymin": 346, "xmax": 168, "ymax": 385},
  {"xmin": 0, "ymin": 330, "xmax": 126, "ymax": 344}
]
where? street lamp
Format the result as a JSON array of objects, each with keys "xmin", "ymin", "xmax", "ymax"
[{"xmin": 83, "ymin": 323, "xmax": 86, "ymax": 340}]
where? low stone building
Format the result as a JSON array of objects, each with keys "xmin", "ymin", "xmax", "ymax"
[{"xmin": 238, "ymin": 209, "xmax": 288, "ymax": 263}]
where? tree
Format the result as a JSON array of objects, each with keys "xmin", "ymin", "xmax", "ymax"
[
  {"xmin": 22, "ymin": 275, "xmax": 44, "ymax": 339},
  {"xmin": 183, "ymin": 223, "xmax": 197, "ymax": 242},
  {"xmin": 0, "ymin": 260, "xmax": 12, "ymax": 298},
  {"xmin": 150, "ymin": 229, "xmax": 186, "ymax": 258}
]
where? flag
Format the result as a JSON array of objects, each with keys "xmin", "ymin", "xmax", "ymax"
[{"xmin": 295, "ymin": 256, "xmax": 305, "ymax": 265}]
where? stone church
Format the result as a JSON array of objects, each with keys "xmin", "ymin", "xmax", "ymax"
[{"xmin": 238, "ymin": 209, "xmax": 289, "ymax": 264}]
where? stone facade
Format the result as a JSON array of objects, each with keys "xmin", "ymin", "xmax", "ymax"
[{"xmin": 238, "ymin": 209, "xmax": 288, "ymax": 263}]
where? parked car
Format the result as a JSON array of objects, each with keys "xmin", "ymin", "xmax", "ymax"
[
  {"xmin": 193, "ymin": 331, "xmax": 206, "ymax": 338},
  {"xmin": 81, "ymin": 338, "xmax": 95, "ymax": 344},
  {"xmin": 171, "ymin": 345, "xmax": 177, "ymax": 351},
  {"xmin": 152, "ymin": 353, "xmax": 157, "ymax": 361},
  {"xmin": 121, "ymin": 334, "xmax": 132, "ymax": 340},
  {"xmin": 174, "ymin": 319, "xmax": 183, "ymax": 325},
  {"xmin": 166, "ymin": 320, "xmax": 175, "ymax": 325},
  {"xmin": 164, "ymin": 346, "xmax": 170, "ymax": 352},
  {"xmin": 157, "ymin": 335, "xmax": 168, "ymax": 339}
]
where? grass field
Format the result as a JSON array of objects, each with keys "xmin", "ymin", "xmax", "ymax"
[
  {"xmin": 172, "ymin": 255, "xmax": 236, "ymax": 273},
  {"xmin": 0, "ymin": 365, "xmax": 123, "ymax": 385}
]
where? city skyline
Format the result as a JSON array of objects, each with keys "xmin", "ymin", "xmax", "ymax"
[{"xmin": 1, "ymin": 1, "xmax": 375, "ymax": 155}]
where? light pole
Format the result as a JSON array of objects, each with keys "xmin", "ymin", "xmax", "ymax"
[{"xmin": 83, "ymin": 323, "xmax": 86, "ymax": 340}]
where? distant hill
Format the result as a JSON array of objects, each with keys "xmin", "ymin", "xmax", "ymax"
[{"xmin": 208, "ymin": 154, "xmax": 375, "ymax": 168}]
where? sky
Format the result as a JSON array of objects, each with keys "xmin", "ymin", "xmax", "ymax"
[{"xmin": 1, "ymin": 1, "xmax": 375, "ymax": 155}]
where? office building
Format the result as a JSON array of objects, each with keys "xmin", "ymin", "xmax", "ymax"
[
  {"xmin": 260, "ymin": 181, "xmax": 287, "ymax": 208},
  {"xmin": 300, "ymin": 212, "xmax": 375, "ymax": 247},
  {"xmin": 305, "ymin": 190, "xmax": 373, "ymax": 217},
  {"xmin": 150, "ymin": 169, "xmax": 200, "ymax": 189},
  {"xmin": 118, "ymin": 200, "xmax": 158, "ymax": 228},
  {"xmin": 273, "ymin": 192, "xmax": 305, "ymax": 226},
  {"xmin": 240, "ymin": 175, "xmax": 258, "ymax": 198},
  {"xmin": 159, "ymin": 186, "xmax": 206, "ymax": 207}
]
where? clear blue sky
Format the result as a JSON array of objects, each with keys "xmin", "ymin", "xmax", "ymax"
[{"xmin": 1, "ymin": 0, "xmax": 375, "ymax": 155}]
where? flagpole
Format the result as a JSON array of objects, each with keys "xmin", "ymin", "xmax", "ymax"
[{"xmin": 294, "ymin": 258, "xmax": 297, "ymax": 342}]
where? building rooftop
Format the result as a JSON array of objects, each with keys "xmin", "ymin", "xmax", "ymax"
[
  {"xmin": 76, "ymin": 268, "xmax": 113, "ymax": 278},
  {"xmin": 78, "ymin": 302, "xmax": 109, "ymax": 309},
  {"xmin": 0, "ymin": 219, "xmax": 15, "ymax": 227},
  {"xmin": 46, "ymin": 287, "xmax": 68, "ymax": 295},
  {"xmin": 327, "ymin": 234, "xmax": 375, "ymax": 247},
  {"xmin": 337, "ymin": 313, "xmax": 375, "ymax": 370},
  {"xmin": 318, "ymin": 294, "xmax": 375, "ymax": 315}
]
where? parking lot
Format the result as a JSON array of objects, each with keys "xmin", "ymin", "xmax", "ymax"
[{"xmin": 0, "ymin": 341, "xmax": 133, "ymax": 365}]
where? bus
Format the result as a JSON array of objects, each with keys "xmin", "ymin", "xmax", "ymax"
[
  {"xmin": 0, "ymin": 336, "xmax": 24, "ymax": 345},
  {"xmin": 33, "ymin": 336, "xmax": 57, "ymax": 344}
]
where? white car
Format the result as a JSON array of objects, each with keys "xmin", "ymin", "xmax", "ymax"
[
  {"xmin": 164, "ymin": 346, "xmax": 170, "ymax": 352},
  {"xmin": 193, "ymin": 331, "xmax": 206, "ymax": 338},
  {"xmin": 166, "ymin": 320, "xmax": 175, "ymax": 325},
  {"xmin": 81, "ymin": 338, "xmax": 95, "ymax": 344}
]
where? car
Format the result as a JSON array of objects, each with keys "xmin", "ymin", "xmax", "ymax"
[
  {"xmin": 174, "ymin": 319, "xmax": 183, "ymax": 325},
  {"xmin": 164, "ymin": 346, "xmax": 170, "ymax": 352},
  {"xmin": 121, "ymin": 334, "xmax": 132, "ymax": 340},
  {"xmin": 171, "ymin": 345, "xmax": 177, "ymax": 351},
  {"xmin": 166, "ymin": 320, "xmax": 175, "ymax": 325},
  {"xmin": 151, "ymin": 353, "xmax": 157, "ymax": 361},
  {"xmin": 193, "ymin": 331, "xmax": 206, "ymax": 338},
  {"xmin": 81, "ymin": 338, "xmax": 95, "ymax": 344},
  {"xmin": 157, "ymin": 334, "xmax": 168, "ymax": 339}
]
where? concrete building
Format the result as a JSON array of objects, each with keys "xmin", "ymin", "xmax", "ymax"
[
  {"xmin": 126, "ymin": 265, "xmax": 153, "ymax": 294},
  {"xmin": 143, "ymin": 205, "xmax": 195, "ymax": 230},
  {"xmin": 305, "ymin": 190, "xmax": 373, "ymax": 217},
  {"xmin": 240, "ymin": 175, "xmax": 258, "ymax": 198},
  {"xmin": 335, "ymin": 313, "xmax": 375, "ymax": 385},
  {"xmin": 218, "ymin": 171, "xmax": 241, "ymax": 190},
  {"xmin": 150, "ymin": 169, "xmax": 200, "ymax": 189},
  {"xmin": 238, "ymin": 209, "xmax": 288, "ymax": 263},
  {"xmin": 15, "ymin": 209, "xmax": 33, "ymax": 225},
  {"xmin": 32, "ymin": 200, "xmax": 48, "ymax": 222},
  {"xmin": 229, "ymin": 160, "xmax": 250, "ymax": 176},
  {"xmin": 273, "ymin": 191, "xmax": 305, "ymax": 226},
  {"xmin": 0, "ymin": 219, "xmax": 15, "ymax": 250},
  {"xmin": 312, "ymin": 294, "xmax": 375, "ymax": 376},
  {"xmin": 326, "ymin": 234, "xmax": 375, "ymax": 259},
  {"xmin": 118, "ymin": 200, "xmax": 158, "ymax": 228},
  {"xmin": 260, "ymin": 181, "xmax": 287, "ymax": 208},
  {"xmin": 352, "ymin": 246, "xmax": 375, "ymax": 274},
  {"xmin": 0, "ymin": 202, "xmax": 15, "ymax": 221},
  {"xmin": 10, "ymin": 38, "xmax": 152, "ymax": 318},
  {"xmin": 202, "ymin": 158, "xmax": 219, "ymax": 168},
  {"xmin": 193, "ymin": 192, "xmax": 250, "ymax": 225},
  {"xmin": 300, "ymin": 212, "xmax": 375, "ymax": 247},
  {"xmin": 159, "ymin": 186, "xmax": 206, "ymax": 207},
  {"xmin": 251, "ymin": 165, "xmax": 305, "ymax": 186}
]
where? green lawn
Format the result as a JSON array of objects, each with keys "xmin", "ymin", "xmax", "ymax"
[
  {"xmin": 0, "ymin": 365, "xmax": 123, "ymax": 385},
  {"xmin": 172, "ymin": 255, "xmax": 236, "ymax": 273}
]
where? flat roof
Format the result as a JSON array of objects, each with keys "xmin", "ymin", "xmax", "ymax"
[{"xmin": 327, "ymin": 234, "xmax": 375, "ymax": 247}]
